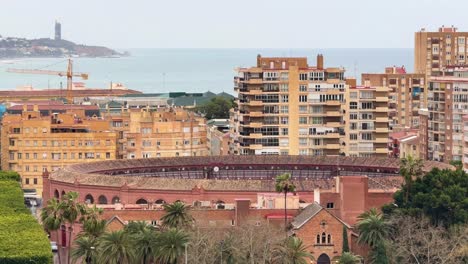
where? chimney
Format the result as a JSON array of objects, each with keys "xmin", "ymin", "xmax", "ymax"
[
  {"xmin": 317, "ymin": 54, "xmax": 324, "ymax": 70},
  {"xmin": 313, "ymin": 188, "xmax": 320, "ymax": 204}
]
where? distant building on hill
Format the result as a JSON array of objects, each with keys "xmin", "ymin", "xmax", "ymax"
[{"xmin": 54, "ymin": 21, "xmax": 61, "ymax": 41}]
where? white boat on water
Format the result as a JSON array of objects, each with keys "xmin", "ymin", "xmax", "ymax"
[{"xmin": 1, "ymin": 60, "xmax": 16, "ymax": 64}]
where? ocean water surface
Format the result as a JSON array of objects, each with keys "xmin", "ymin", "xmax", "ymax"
[{"xmin": 0, "ymin": 48, "xmax": 413, "ymax": 94}]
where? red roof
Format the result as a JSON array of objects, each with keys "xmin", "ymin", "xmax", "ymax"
[{"xmin": 8, "ymin": 104, "xmax": 99, "ymax": 111}]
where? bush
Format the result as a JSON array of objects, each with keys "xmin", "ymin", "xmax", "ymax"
[
  {"xmin": 0, "ymin": 178, "xmax": 52, "ymax": 263},
  {"xmin": 0, "ymin": 171, "xmax": 21, "ymax": 182}
]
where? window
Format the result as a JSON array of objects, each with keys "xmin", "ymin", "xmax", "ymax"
[
  {"xmin": 33, "ymin": 153, "xmax": 38, "ymax": 159},
  {"xmin": 321, "ymin": 232, "xmax": 326, "ymax": 244},
  {"xmin": 327, "ymin": 234, "xmax": 331, "ymax": 244},
  {"xmin": 33, "ymin": 178, "xmax": 37, "ymax": 185},
  {"xmin": 281, "ymin": 128, "xmax": 289, "ymax": 136},
  {"xmin": 25, "ymin": 178, "xmax": 29, "ymax": 185},
  {"xmin": 316, "ymin": 235, "xmax": 320, "ymax": 244},
  {"xmin": 350, "ymin": 113, "xmax": 358, "ymax": 120},
  {"xmin": 299, "ymin": 117, "xmax": 307, "ymax": 124},
  {"xmin": 280, "ymin": 105, "xmax": 289, "ymax": 114},
  {"xmin": 349, "ymin": 134, "xmax": 357, "ymax": 140},
  {"xmin": 280, "ymin": 83, "xmax": 288, "ymax": 92},
  {"xmin": 25, "ymin": 165, "xmax": 30, "ymax": 172},
  {"xmin": 42, "ymin": 141, "xmax": 47, "ymax": 147},
  {"xmin": 299, "ymin": 138, "xmax": 307, "ymax": 146},
  {"xmin": 299, "ymin": 73, "xmax": 308, "ymax": 80},
  {"xmin": 326, "ymin": 202, "xmax": 334, "ymax": 209},
  {"xmin": 281, "ymin": 117, "xmax": 289, "ymax": 125},
  {"xmin": 281, "ymin": 95, "xmax": 289, "ymax": 103},
  {"xmin": 42, "ymin": 153, "xmax": 47, "ymax": 159},
  {"xmin": 299, "ymin": 105, "xmax": 307, "ymax": 113},
  {"xmin": 350, "ymin": 102, "xmax": 358, "ymax": 109},
  {"xmin": 106, "ymin": 152, "xmax": 111, "ymax": 159},
  {"xmin": 299, "ymin": 95, "xmax": 307, "ymax": 102},
  {"xmin": 361, "ymin": 133, "xmax": 373, "ymax": 140},
  {"xmin": 142, "ymin": 128, "xmax": 152, "ymax": 134},
  {"xmin": 299, "ymin": 85, "xmax": 307, "ymax": 92}
]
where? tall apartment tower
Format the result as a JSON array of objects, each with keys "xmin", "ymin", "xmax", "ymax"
[
  {"xmin": 362, "ymin": 67, "xmax": 425, "ymax": 129},
  {"xmin": 426, "ymin": 66, "xmax": 468, "ymax": 162},
  {"xmin": 233, "ymin": 55, "xmax": 346, "ymax": 156},
  {"xmin": 415, "ymin": 26, "xmax": 468, "ymax": 76},
  {"xmin": 343, "ymin": 86, "xmax": 390, "ymax": 157},
  {"xmin": 54, "ymin": 21, "xmax": 61, "ymax": 41}
]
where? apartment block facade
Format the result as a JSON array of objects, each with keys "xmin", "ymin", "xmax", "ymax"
[
  {"xmin": 343, "ymin": 86, "xmax": 390, "ymax": 157},
  {"xmin": 426, "ymin": 67, "xmax": 468, "ymax": 162},
  {"xmin": 1, "ymin": 107, "xmax": 117, "ymax": 195},
  {"xmin": 233, "ymin": 55, "xmax": 346, "ymax": 156},
  {"xmin": 362, "ymin": 67, "xmax": 425, "ymax": 129},
  {"xmin": 103, "ymin": 108, "xmax": 208, "ymax": 159},
  {"xmin": 415, "ymin": 26, "xmax": 468, "ymax": 76}
]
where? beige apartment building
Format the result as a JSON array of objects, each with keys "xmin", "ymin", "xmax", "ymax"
[
  {"xmin": 362, "ymin": 67, "xmax": 425, "ymax": 129},
  {"xmin": 343, "ymin": 86, "xmax": 389, "ymax": 157},
  {"xmin": 425, "ymin": 66, "xmax": 468, "ymax": 162},
  {"xmin": 1, "ymin": 106, "xmax": 117, "ymax": 196},
  {"xmin": 415, "ymin": 26, "xmax": 468, "ymax": 76},
  {"xmin": 233, "ymin": 55, "xmax": 346, "ymax": 156},
  {"xmin": 463, "ymin": 115, "xmax": 468, "ymax": 172},
  {"xmin": 103, "ymin": 107, "xmax": 208, "ymax": 159}
]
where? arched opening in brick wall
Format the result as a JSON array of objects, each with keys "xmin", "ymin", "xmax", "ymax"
[
  {"xmin": 136, "ymin": 198, "xmax": 148, "ymax": 205},
  {"xmin": 112, "ymin": 196, "xmax": 120, "ymax": 204},
  {"xmin": 54, "ymin": 190, "xmax": 59, "ymax": 199},
  {"xmin": 61, "ymin": 190, "xmax": 66, "ymax": 198},
  {"xmin": 85, "ymin": 194, "xmax": 94, "ymax": 204},
  {"xmin": 317, "ymin": 254, "xmax": 330, "ymax": 264},
  {"xmin": 216, "ymin": 200, "xmax": 225, "ymax": 209},
  {"xmin": 98, "ymin": 195, "xmax": 108, "ymax": 204},
  {"xmin": 155, "ymin": 199, "xmax": 166, "ymax": 205}
]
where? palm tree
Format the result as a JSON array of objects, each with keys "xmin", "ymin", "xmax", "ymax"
[
  {"xmin": 399, "ymin": 155, "xmax": 423, "ymax": 203},
  {"xmin": 356, "ymin": 208, "xmax": 391, "ymax": 263},
  {"xmin": 161, "ymin": 201, "xmax": 194, "ymax": 229},
  {"xmin": 61, "ymin": 192, "xmax": 87, "ymax": 264},
  {"xmin": 41, "ymin": 198, "xmax": 63, "ymax": 264},
  {"xmin": 275, "ymin": 173, "xmax": 296, "ymax": 232},
  {"xmin": 125, "ymin": 221, "xmax": 158, "ymax": 264},
  {"xmin": 97, "ymin": 230, "xmax": 136, "ymax": 264},
  {"xmin": 338, "ymin": 252, "xmax": 362, "ymax": 264},
  {"xmin": 356, "ymin": 208, "xmax": 391, "ymax": 248},
  {"xmin": 154, "ymin": 228, "xmax": 189, "ymax": 264},
  {"xmin": 80, "ymin": 205, "xmax": 106, "ymax": 238},
  {"xmin": 273, "ymin": 236, "xmax": 313, "ymax": 264},
  {"xmin": 71, "ymin": 236, "xmax": 98, "ymax": 264}
]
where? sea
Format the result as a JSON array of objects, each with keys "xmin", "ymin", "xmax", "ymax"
[{"xmin": 0, "ymin": 48, "xmax": 413, "ymax": 95}]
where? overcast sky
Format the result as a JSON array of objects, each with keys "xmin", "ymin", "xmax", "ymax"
[{"xmin": 1, "ymin": 0, "xmax": 467, "ymax": 49}]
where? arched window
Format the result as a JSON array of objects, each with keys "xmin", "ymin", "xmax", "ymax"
[
  {"xmin": 85, "ymin": 194, "xmax": 94, "ymax": 204},
  {"xmin": 155, "ymin": 199, "xmax": 166, "ymax": 205},
  {"xmin": 61, "ymin": 190, "xmax": 66, "ymax": 198},
  {"xmin": 316, "ymin": 234, "xmax": 320, "ymax": 244},
  {"xmin": 327, "ymin": 234, "xmax": 331, "ymax": 244},
  {"xmin": 136, "ymin": 198, "xmax": 148, "ymax": 205},
  {"xmin": 321, "ymin": 232, "xmax": 326, "ymax": 244},
  {"xmin": 112, "ymin": 196, "xmax": 120, "ymax": 204},
  {"xmin": 54, "ymin": 190, "xmax": 59, "ymax": 199},
  {"xmin": 98, "ymin": 195, "xmax": 108, "ymax": 204}
]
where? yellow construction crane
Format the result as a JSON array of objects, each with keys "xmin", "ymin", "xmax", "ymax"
[{"xmin": 6, "ymin": 58, "xmax": 89, "ymax": 103}]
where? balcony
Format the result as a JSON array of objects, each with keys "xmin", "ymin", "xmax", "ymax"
[
  {"xmin": 376, "ymin": 148, "xmax": 389, "ymax": 154},
  {"xmin": 375, "ymin": 107, "xmax": 388, "ymax": 112},
  {"xmin": 376, "ymin": 97, "xmax": 389, "ymax": 102},
  {"xmin": 247, "ymin": 89, "xmax": 263, "ymax": 95},
  {"xmin": 375, "ymin": 137, "xmax": 388, "ymax": 143},
  {"xmin": 246, "ymin": 78, "xmax": 262, "ymax": 84},
  {"xmin": 250, "ymin": 133, "xmax": 263, "ymax": 139},
  {"xmin": 323, "ymin": 122, "xmax": 340, "ymax": 128},
  {"xmin": 326, "ymin": 100, "xmax": 341, "ymax": 106},
  {"xmin": 249, "ymin": 122, "xmax": 263, "ymax": 128},
  {"xmin": 249, "ymin": 144, "xmax": 263, "ymax": 150},
  {"xmin": 376, "ymin": 127, "xmax": 389, "ymax": 133},
  {"xmin": 376, "ymin": 117, "xmax": 388, "ymax": 123},
  {"xmin": 376, "ymin": 86, "xmax": 388, "ymax": 92},
  {"xmin": 327, "ymin": 111, "xmax": 341, "ymax": 117},
  {"xmin": 325, "ymin": 144, "xmax": 340, "ymax": 149},
  {"xmin": 248, "ymin": 100, "xmax": 263, "ymax": 106},
  {"xmin": 250, "ymin": 111, "xmax": 263, "ymax": 117}
]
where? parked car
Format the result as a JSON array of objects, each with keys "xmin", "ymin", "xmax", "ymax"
[{"xmin": 50, "ymin": 241, "xmax": 58, "ymax": 252}]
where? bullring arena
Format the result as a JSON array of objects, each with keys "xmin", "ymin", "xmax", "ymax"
[{"xmin": 43, "ymin": 155, "xmax": 451, "ymax": 208}]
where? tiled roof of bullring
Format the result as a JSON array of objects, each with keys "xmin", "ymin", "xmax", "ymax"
[{"xmin": 49, "ymin": 156, "xmax": 450, "ymax": 191}]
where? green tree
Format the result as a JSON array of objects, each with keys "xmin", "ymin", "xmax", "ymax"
[
  {"xmin": 195, "ymin": 96, "xmax": 235, "ymax": 119},
  {"xmin": 399, "ymin": 155, "xmax": 423, "ymax": 203},
  {"xmin": 61, "ymin": 192, "xmax": 87, "ymax": 264},
  {"xmin": 338, "ymin": 252, "xmax": 362, "ymax": 264},
  {"xmin": 392, "ymin": 168, "xmax": 468, "ymax": 227},
  {"xmin": 275, "ymin": 173, "xmax": 296, "ymax": 232},
  {"xmin": 161, "ymin": 201, "xmax": 194, "ymax": 229},
  {"xmin": 40, "ymin": 197, "xmax": 63, "ymax": 264},
  {"xmin": 97, "ymin": 230, "xmax": 136, "ymax": 264},
  {"xmin": 273, "ymin": 237, "xmax": 313, "ymax": 264},
  {"xmin": 80, "ymin": 205, "xmax": 106, "ymax": 238},
  {"xmin": 342, "ymin": 226, "xmax": 350, "ymax": 253},
  {"xmin": 71, "ymin": 236, "xmax": 99, "ymax": 264},
  {"xmin": 154, "ymin": 228, "xmax": 189, "ymax": 264},
  {"xmin": 356, "ymin": 208, "xmax": 391, "ymax": 263},
  {"xmin": 125, "ymin": 221, "xmax": 158, "ymax": 264}
]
